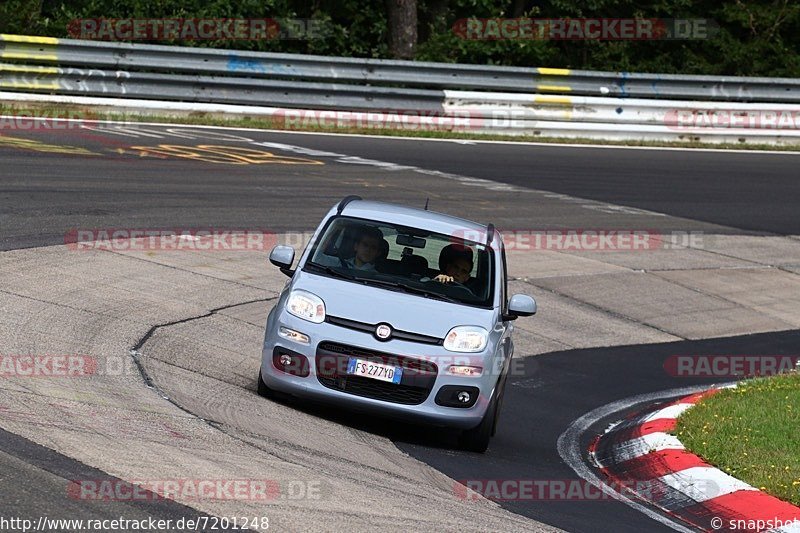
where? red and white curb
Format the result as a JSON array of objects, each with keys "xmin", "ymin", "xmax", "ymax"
[{"xmin": 590, "ymin": 387, "xmax": 800, "ymax": 532}]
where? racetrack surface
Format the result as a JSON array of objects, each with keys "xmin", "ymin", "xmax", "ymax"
[
  {"xmin": 1, "ymin": 122, "xmax": 799, "ymax": 532},
  {"xmin": 3, "ymin": 123, "xmax": 798, "ymax": 251},
  {"xmin": 205, "ymin": 132, "xmax": 800, "ymax": 235},
  {"xmin": 399, "ymin": 330, "xmax": 800, "ymax": 532},
  {"xmin": 0, "ymin": 427, "xmax": 235, "ymax": 532}
]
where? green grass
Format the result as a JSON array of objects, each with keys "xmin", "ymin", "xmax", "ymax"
[
  {"xmin": 2, "ymin": 101, "xmax": 800, "ymax": 152},
  {"xmin": 675, "ymin": 372, "xmax": 800, "ymax": 505}
]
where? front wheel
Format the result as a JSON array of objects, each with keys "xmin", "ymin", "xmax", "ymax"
[{"xmin": 458, "ymin": 387, "xmax": 501, "ymax": 453}]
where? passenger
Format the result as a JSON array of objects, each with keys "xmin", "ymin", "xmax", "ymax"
[{"xmin": 317, "ymin": 225, "xmax": 384, "ymax": 271}]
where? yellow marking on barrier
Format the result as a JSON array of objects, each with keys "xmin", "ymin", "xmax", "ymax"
[
  {"xmin": 0, "ymin": 52, "xmax": 59, "ymax": 61},
  {"xmin": 0, "ymin": 64, "xmax": 58, "ymax": 74},
  {"xmin": 536, "ymin": 85, "xmax": 572, "ymax": 92},
  {"xmin": 0, "ymin": 34, "xmax": 59, "ymax": 45},
  {"xmin": 0, "ymin": 81, "xmax": 60, "ymax": 90},
  {"xmin": 128, "ymin": 145, "xmax": 325, "ymax": 166},
  {"xmin": 538, "ymin": 68, "xmax": 571, "ymax": 76},
  {"xmin": 0, "ymin": 135, "xmax": 98, "ymax": 156},
  {"xmin": 533, "ymin": 95, "xmax": 573, "ymax": 105}
]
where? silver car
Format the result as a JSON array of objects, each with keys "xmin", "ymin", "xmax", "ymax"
[{"xmin": 258, "ymin": 196, "xmax": 536, "ymax": 452}]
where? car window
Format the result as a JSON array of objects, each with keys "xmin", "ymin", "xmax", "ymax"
[{"xmin": 306, "ymin": 216, "xmax": 494, "ymax": 307}]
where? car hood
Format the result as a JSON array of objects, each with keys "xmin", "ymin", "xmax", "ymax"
[{"xmin": 294, "ymin": 271, "xmax": 495, "ymax": 339}]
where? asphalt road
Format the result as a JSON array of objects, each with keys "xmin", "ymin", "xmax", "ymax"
[
  {"xmin": 2, "ymin": 125, "xmax": 799, "ymax": 252},
  {"xmin": 0, "ymin": 427, "xmax": 233, "ymax": 532},
  {"xmin": 216, "ymin": 132, "xmax": 800, "ymax": 235},
  {"xmin": 395, "ymin": 330, "xmax": 800, "ymax": 532},
  {"xmin": 1, "ymin": 122, "xmax": 799, "ymax": 532}
]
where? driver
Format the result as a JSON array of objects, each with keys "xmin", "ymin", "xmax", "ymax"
[{"xmin": 431, "ymin": 244, "xmax": 479, "ymax": 293}]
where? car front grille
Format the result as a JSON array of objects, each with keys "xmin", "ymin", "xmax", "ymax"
[
  {"xmin": 325, "ymin": 315, "xmax": 443, "ymax": 345},
  {"xmin": 315, "ymin": 341, "xmax": 438, "ymax": 405}
]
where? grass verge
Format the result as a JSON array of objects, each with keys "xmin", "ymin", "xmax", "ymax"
[
  {"xmin": 2, "ymin": 101, "xmax": 800, "ymax": 152},
  {"xmin": 675, "ymin": 372, "xmax": 800, "ymax": 505}
]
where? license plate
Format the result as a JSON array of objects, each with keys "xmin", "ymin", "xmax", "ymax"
[{"xmin": 346, "ymin": 358, "xmax": 403, "ymax": 384}]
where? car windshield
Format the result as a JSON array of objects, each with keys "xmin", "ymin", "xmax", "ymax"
[{"xmin": 305, "ymin": 216, "xmax": 494, "ymax": 307}]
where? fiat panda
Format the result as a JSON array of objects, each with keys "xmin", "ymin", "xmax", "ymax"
[{"xmin": 259, "ymin": 196, "xmax": 536, "ymax": 452}]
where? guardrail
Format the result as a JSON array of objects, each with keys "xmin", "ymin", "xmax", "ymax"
[{"xmin": 1, "ymin": 33, "xmax": 799, "ymax": 144}]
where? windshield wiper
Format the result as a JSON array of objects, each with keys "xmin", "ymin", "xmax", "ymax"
[
  {"xmin": 306, "ymin": 262, "xmax": 356, "ymax": 280},
  {"xmin": 352, "ymin": 277, "xmax": 461, "ymax": 303}
]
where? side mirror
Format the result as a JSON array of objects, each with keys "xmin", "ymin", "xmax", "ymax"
[
  {"xmin": 504, "ymin": 294, "xmax": 536, "ymax": 320},
  {"xmin": 269, "ymin": 245, "xmax": 295, "ymax": 277}
]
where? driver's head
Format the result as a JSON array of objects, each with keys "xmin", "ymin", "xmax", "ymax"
[
  {"xmin": 445, "ymin": 257, "xmax": 473, "ymax": 283},
  {"xmin": 353, "ymin": 226, "xmax": 384, "ymax": 265},
  {"xmin": 439, "ymin": 244, "xmax": 474, "ymax": 283}
]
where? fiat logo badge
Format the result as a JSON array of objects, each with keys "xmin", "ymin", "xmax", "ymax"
[{"xmin": 375, "ymin": 323, "xmax": 392, "ymax": 340}]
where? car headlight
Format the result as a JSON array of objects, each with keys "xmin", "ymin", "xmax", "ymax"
[
  {"xmin": 285, "ymin": 290, "xmax": 325, "ymax": 323},
  {"xmin": 444, "ymin": 326, "xmax": 488, "ymax": 353}
]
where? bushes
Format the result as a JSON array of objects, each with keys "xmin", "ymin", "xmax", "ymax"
[{"xmin": 2, "ymin": 0, "xmax": 799, "ymax": 76}]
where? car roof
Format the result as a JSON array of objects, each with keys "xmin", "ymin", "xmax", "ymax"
[{"xmin": 339, "ymin": 199, "xmax": 491, "ymax": 242}]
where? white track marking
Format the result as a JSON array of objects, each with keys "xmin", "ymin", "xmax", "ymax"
[
  {"xmin": 643, "ymin": 403, "xmax": 695, "ymax": 422},
  {"xmin": 659, "ymin": 466, "xmax": 756, "ymax": 502},
  {"xmin": 610, "ymin": 433, "xmax": 685, "ymax": 464},
  {"xmin": 557, "ymin": 383, "xmax": 734, "ymax": 533}
]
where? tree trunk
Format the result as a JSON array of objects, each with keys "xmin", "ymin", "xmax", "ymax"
[{"xmin": 386, "ymin": 0, "xmax": 417, "ymax": 59}]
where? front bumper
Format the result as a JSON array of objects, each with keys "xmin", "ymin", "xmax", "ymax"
[{"xmin": 260, "ymin": 312, "xmax": 501, "ymax": 429}]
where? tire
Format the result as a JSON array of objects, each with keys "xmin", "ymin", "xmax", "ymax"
[
  {"xmin": 257, "ymin": 368, "xmax": 276, "ymax": 399},
  {"xmin": 458, "ymin": 387, "xmax": 501, "ymax": 453}
]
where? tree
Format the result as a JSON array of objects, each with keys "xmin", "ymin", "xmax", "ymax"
[
  {"xmin": 0, "ymin": 0, "xmax": 43, "ymax": 34},
  {"xmin": 386, "ymin": 0, "xmax": 417, "ymax": 59}
]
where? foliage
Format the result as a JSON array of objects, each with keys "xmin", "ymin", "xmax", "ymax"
[{"xmin": 1, "ymin": 0, "xmax": 798, "ymax": 76}]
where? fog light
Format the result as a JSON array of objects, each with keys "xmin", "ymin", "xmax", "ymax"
[
  {"xmin": 272, "ymin": 347, "xmax": 310, "ymax": 377},
  {"xmin": 435, "ymin": 385, "xmax": 480, "ymax": 408},
  {"xmin": 448, "ymin": 365, "xmax": 483, "ymax": 377},
  {"xmin": 278, "ymin": 326, "xmax": 310, "ymax": 345}
]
